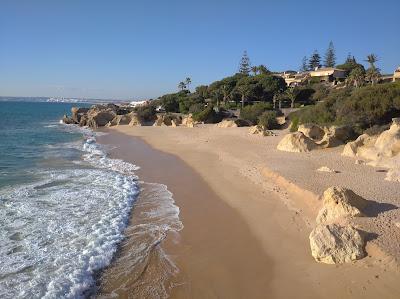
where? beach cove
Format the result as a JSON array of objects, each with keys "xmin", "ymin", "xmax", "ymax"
[{"xmin": 97, "ymin": 125, "xmax": 400, "ymax": 299}]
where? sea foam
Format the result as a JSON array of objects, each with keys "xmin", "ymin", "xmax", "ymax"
[{"xmin": 0, "ymin": 127, "xmax": 182, "ymax": 298}]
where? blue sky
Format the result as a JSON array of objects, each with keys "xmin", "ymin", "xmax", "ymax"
[{"xmin": 0, "ymin": 0, "xmax": 399, "ymax": 100}]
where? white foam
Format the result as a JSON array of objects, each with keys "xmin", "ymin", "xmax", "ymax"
[{"xmin": 0, "ymin": 131, "xmax": 182, "ymax": 298}]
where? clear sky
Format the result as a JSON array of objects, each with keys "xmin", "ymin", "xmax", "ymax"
[{"xmin": 1, "ymin": 0, "xmax": 399, "ymax": 100}]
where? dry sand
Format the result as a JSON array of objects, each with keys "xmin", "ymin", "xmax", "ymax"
[{"xmin": 100, "ymin": 124, "xmax": 400, "ymax": 298}]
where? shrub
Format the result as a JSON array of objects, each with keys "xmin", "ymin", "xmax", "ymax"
[
  {"xmin": 290, "ymin": 82, "xmax": 400, "ymax": 130},
  {"xmin": 193, "ymin": 106, "xmax": 223, "ymax": 123},
  {"xmin": 290, "ymin": 116, "xmax": 299, "ymax": 132},
  {"xmin": 136, "ymin": 105, "xmax": 156, "ymax": 122},
  {"xmin": 188, "ymin": 103, "xmax": 205, "ymax": 114},
  {"xmin": 258, "ymin": 111, "xmax": 278, "ymax": 129},
  {"xmin": 240, "ymin": 102, "xmax": 273, "ymax": 124}
]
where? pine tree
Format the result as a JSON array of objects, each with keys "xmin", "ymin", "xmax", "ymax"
[
  {"xmin": 324, "ymin": 41, "xmax": 336, "ymax": 67},
  {"xmin": 238, "ymin": 51, "xmax": 251, "ymax": 75},
  {"xmin": 300, "ymin": 56, "xmax": 308, "ymax": 72},
  {"xmin": 308, "ymin": 50, "xmax": 321, "ymax": 70}
]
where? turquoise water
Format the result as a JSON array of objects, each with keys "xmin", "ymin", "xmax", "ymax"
[
  {"xmin": 0, "ymin": 101, "xmax": 85, "ymax": 187},
  {"xmin": 0, "ymin": 100, "xmax": 182, "ymax": 298}
]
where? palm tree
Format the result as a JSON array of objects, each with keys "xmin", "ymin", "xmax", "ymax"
[
  {"xmin": 364, "ymin": 54, "xmax": 380, "ymax": 85},
  {"xmin": 178, "ymin": 81, "xmax": 186, "ymax": 91},
  {"xmin": 365, "ymin": 54, "xmax": 378, "ymax": 69},
  {"xmin": 185, "ymin": 77, "xmax": 191, "ymax": 90},
  {"xmin": 251, "ymin": 66, "xmax": 258, "ymax": 76},
  {"xmin": 346, "ymin": 67, "xmax": 365, "ymax": 88}
]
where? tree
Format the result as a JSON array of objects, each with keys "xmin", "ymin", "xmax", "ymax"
[
  {"xmin": 347, "ymin": 67, "xmax": 365, "ymax": 88},
  {"xmin": 258, "ymin": 64, "xmax": 270, "ymax": 75},
  {"xmin": 300, "ymin": 56, "xmax": 308, "ymax": 72},
  {"xmin": 336, "ymin": 55, "xmax": 365, "ymax": 74},
  {"xmin": 285, "ymin": 87, "xmax": 300, "ymax": 108},
  {"xmin": 365, "ymin": 54, "xmax": 380, "ymax": 85},
  {"xmin": 324, "ymin": 41, "xmax": 336, "ymax": 67},
  {"xmin": 308, "ymin": 50, "xmax": 321, "ymax": 70},
  {"xmin": 365, "ymin": 54, "xmax": 378, "ymax": 69},
  {"xmin": 185, "ymin": 77, "xmax": 192, "ymax": 90},
  {"xmin": 251, "ymin": 66, "xmax": 258, "ymax": 75},
  {"xmin": 178, "ymin": 81, "xmax": 186, "ymax": 91},
  {"xmin": 238, "ymin": 50, "xmax": 251, "ymax": 75},
  {"xmin": 365, "ymin": 67, "xmax": 381, "ymax": 85}
]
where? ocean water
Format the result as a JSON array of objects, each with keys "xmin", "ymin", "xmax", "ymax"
[{"xmin": 0, "ymin": 101, "xmax": 182, "ymax": 298}]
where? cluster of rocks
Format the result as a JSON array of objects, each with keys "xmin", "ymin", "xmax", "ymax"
[
  {"xmin": 62, "ymin": 104, "xmax": 198, "ymax": 129},
  {"xmin": 342, "ymin": 118, "xmax": 400, "ymax": 182},
  {"xmin": 277, "ymin": 123, "xmax": 353, "ymax": 152},
  {"xmin": 309, "ymin": 187, "xmax": 368, "ymax": 264},
  {"xmin": 215, "ymin": 119, "xmax": 250, "ymax": 128}
]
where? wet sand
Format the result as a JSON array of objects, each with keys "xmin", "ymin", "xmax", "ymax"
[
  {"xmin": 97, "ymin": 131, "xmax": 275, "ymax": 298},
  {"xmin": 97, "ymin": 126, "xmax": 400, "ymax": 299}
]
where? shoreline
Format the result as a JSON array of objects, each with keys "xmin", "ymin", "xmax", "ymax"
[
  {"xmin": 98, "ymin": 125, "xmax": 400, "ymax": 298},
  {"xmin": 96, "ymin": 130, "xmax": 276, "ymax": 298}
]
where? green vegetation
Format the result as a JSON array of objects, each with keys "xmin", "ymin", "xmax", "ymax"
[
  {"xmin": 192, "ymin": 106, "xmax": 223, "ymax": 123},
  {"xmin": 135, "ymin": 104, "xmax": 156, "ymax": 121},
  {"xmin": 290, "ymin": 82, "xmax": 400, "ymax": 131},
  {"xmin": 323, "ymin": 41, "xmax": 336, "ymax": 68},
  {"xmin": 240, "ymin": 102, "xmax": 273, "ymax": 124},
  {"xmin": 258, "ymin": 111, "xmax": 278, "ymax": 129}
]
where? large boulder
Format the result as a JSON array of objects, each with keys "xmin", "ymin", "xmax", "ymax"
[
  {"xmin": 182, "ymin": 114, "xmax": 196, "ymax": 128},
  {"xmin": 86, "ymin": 110, "xmax": 116, "ymax": 129},
  {"xmin": 373, "ymin": 118, "xmax": 400, "ymax": 158},
  {"xmin": 318, "ymin": 126, "xmax": 353, "ymax": 148},
  {"xmin": 216, "ymin": 119, "xmax": 249, "ymax": 128},
  {"xmin": 277, "ymin": 132, "xmax": 317, "ymax": 152},
  {"xmin": 71, "ymin": 107, "xmax": 90, "ymax": 123},
  {"xmin": 309, "ymin": 223, "xmax": 366, "ymax": 264},
  {"xmin": 316, "ymin": 187, "xmax": 367, "ymax": 224},
  {"xmin": 62, "ymin": 115, "xmax": 76, "ymax": 124},
  {"xmin": 298, "ymin": 124, "xmax": 325, "ymax": 141},
  {"xmin": 106, "ymin": 113, "xmax": 133, "ymax": 127}
]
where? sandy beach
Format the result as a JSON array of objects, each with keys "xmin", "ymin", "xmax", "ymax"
[{"xmin": 98, "ymin": 125, "xmax": 400, "ymax": 298}]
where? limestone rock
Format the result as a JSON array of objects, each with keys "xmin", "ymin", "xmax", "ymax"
[
  {"xmin": 316, "ymin": 187, "xmax": 367, "ymax": 224},
  {"xmin": 298, "ymin": 124, "xmax": 325, "ymax": 141},
  {"xmin": 106, "ymin": 113, "xmax": 133, "ymax": 127},
  {"xmin": 182, "ymin": 114, "xmax": 196, "ymax": 128},
  {"xmin": 373, "ymin": 118, "xmax": 400, "ymax": 158},
  {"xmin": 316, "ymin": 166, "xmax": 337, "ymax": 173},
  {"xmin": 153, "ymin": 114, "xmax": 182, "ymax": 126},
  {"xmin": 128, "ymin": 114, "xmax": 144, "ymax": 126},
  {"xmin": 318, "ymin": 125, "xmax": 353, "ymax": 148},
  {"xmin": 86, "ymin": 110, "xmax": 116, "ymax": 129},
  {"xmin": 216, "ymin": 119, "xmax": 249, "ymax": 128},
  {"xmin": 309, "ymin": 223, "xmax": 366, "ymax": 264},
  {"xmin": 277, "ymin": 132, "xmax": 317, "ymax": 152},
  {"xmin": 249, "ymin": 125, "xmax": 276, "ymax": 136},
  {"xmin": 62, "ymin": 115, "xmax": 76, "ymax": 124},
  {"xmin": 71, "ymin": 107, "xmax": 89, "ymax": 123}
]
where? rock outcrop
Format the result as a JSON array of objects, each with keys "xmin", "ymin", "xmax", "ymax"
[
  {"xmin": 342, "ymin": 118, "xmax": 400, "ymax": 182},
  {"xmin": 309, "ymin": 223, "xmax": 366, "ymax": 264},
  {"xmin": 216, "ymin": 119, "xmax": 249, "ymax": 128},
  {"xmin": 106, "ymin": 113, "xmax": 134, "ymax": 127},
  {"xmin": 181, "ymin": 114, "xmax": 196, "ymax": 128},
  {"xmin": 298, "ymin": 124, "xmax": 325, "ymax": 141},
  {"xmin": 71, "ymin": 107, "xmax": 90, "ymax": 123},
  {"xmin": 86, "ymin": 110, "xmax": 116, "ymax": 129},
  {"xmin": 153, "ymin": 114, "xmax": 182, "ymax": 127},
  {"xmin": 316, "ymin": 187, "xmax": 367, "ymax": 224},
  {"xmin": 277, "ymin": 132, "xmax": 317, "ymax": 152},
  {"xmin": 248, "ymin": 125, "xmax": 276, "ymax": 136}
]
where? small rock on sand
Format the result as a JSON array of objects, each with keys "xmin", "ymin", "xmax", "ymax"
[{"xmin": 317, "ymin": 166, "xmax": 337, "ymax": 173}]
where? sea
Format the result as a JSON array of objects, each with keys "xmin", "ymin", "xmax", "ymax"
[{"xmin": 0, "ymin": 100, "xmax": 182, "ymax": 298}]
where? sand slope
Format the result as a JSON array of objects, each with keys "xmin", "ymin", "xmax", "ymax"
[{"xmin": 107, "ymin": 124, "xmax": 400, "ymax": 298}]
